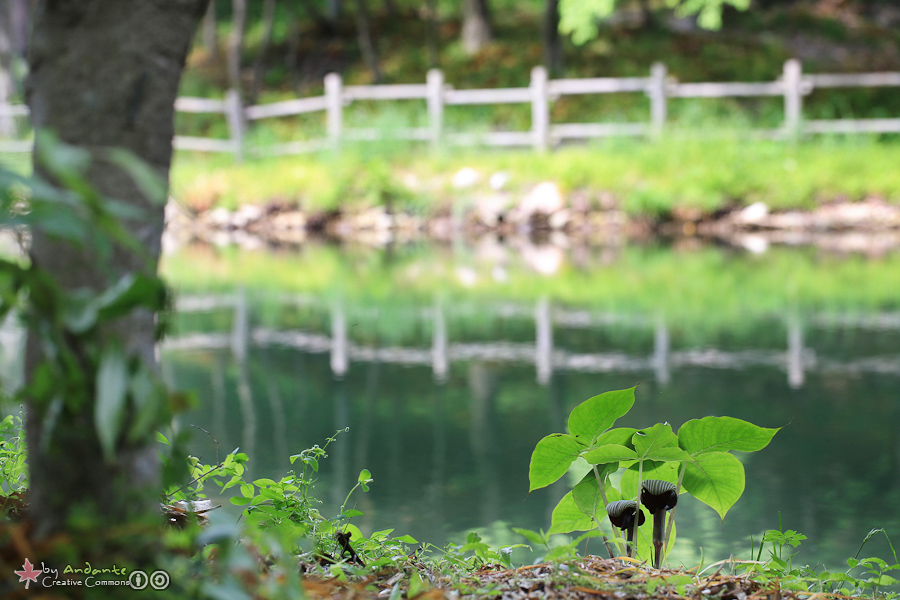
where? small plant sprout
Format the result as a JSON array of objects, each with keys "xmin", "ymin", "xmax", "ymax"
[
  {"xmin": 606, "ymin": 500, "xmax": 645, "ymax": 557},
  {"xmin": 641, "ymin": 479, "xmax": 678, "ymax": 569}
]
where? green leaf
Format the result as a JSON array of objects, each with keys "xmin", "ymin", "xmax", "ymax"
[
  {"xmin": 106, "ymin": 148, "xmax": 167, "ymax": 205},
  {"xmin": 681, "ymin": 451, "xmax": 745, "ymax": 520},
  {"xmin": 512, "ymin": 527, "xmax": 547, "ymax": 547},
  {"xmin": 528, "ymin": 433, "xmax": 585, "ymax": 491},
  {"xmin": 548, "ymin": 490, "xmax": 595, "ymax": 534},
  {"xmin": 95, "ymin": 345, "xmax": 129, "ymax": 461},
  {"xmin": 567, "ymin": 387, "xmax": 636, "ymax": 445},
  {"xmin": 96, "ymin": 273, "xmax": 167, "ymax": 320},
  {"xmin": 583, "ymin": 443, "xmax": 638, "ymax": 465},
  {"xmin": 633, "ymin": 423, "xmax": 690, "ymax": 462},
  {"xmin": 621, "ymin": 461, "xmax": 679, "ymax": 498},
  {"xmin": 127, "ymin": 364, "xmax": 164, "ymax": 442},
  {"xmin": 394, "ymin": 534, "xmax": 418, "ymax": 544},
  {"xmin": 595, "ymin": 427, "xmax": 638, "ymax": 448},
  {"xmin": 62, "ymin": 289, "xmax": 99, "ymax": 334},
  {"xmin": 230, "ymin": 496, "xmax": 252, "ymax": 506},
  {"xmin": 678, "ymin": 416, "xmax": 780, "ymax": 456},
  {"xmin": 573, "ymin": 471, "xmax": 622, "ymax": 518},
  {"xmin": 358, "ymin": 468, "xmax": 373, "ymax": 492}
]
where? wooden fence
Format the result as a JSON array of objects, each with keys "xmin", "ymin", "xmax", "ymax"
[{"xmin": 3, "ymin": 59, "xmax": 900, "ymax": 158}]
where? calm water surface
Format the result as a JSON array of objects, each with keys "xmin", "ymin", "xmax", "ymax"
[{"xmin": 160, "ymin": 240, "xmax": 900, "ymax": 570}]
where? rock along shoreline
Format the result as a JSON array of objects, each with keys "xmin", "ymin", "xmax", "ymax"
[{"xmin": 165, "ymin": 180, "xmax": 900, "ymax": 257}]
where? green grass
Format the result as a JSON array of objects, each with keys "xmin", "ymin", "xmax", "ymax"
[{"xmin": 171, "ymin": 134, "xmax": 900, "ymax": 217}]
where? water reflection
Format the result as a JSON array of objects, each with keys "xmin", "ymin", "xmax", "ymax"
[{"xmin": 161, "ymin": 282, "xmax": 900, "ymax": 570}]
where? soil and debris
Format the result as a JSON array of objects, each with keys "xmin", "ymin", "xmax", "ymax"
[{"xmin": 297, "ymin": 556, "xmax": 850, "ymax": 600}]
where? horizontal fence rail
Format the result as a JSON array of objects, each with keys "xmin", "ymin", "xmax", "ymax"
[{"xmin": 3, "ymin": 60, "xmax": 900, "ymax": 158}]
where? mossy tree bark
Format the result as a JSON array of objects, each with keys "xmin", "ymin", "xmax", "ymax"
[{"xmin": 24, "ymin": 0, "xmax": 207, "ymax": 539}]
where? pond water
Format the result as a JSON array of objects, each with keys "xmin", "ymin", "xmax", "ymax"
[{"xmin": 158, "ymin": 240, "xmax": 900, "ymax": 571}]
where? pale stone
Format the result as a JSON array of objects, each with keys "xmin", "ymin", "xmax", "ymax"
[
  {"xmin": 519, "ymin": 182, "xmax": 564, "ymax": 216},
  {"xmin": 452, "ymin": 167, "xmax": 480, "ymax": 189},
  {"xmin": 739, "ymin": 202, "xmax": 769, "ymax": 223},
  {"xmin": 489, "ymin": 171, "xmax": 509, "ymax": 190}
]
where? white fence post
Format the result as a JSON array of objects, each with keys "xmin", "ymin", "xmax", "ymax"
[
  {"xmin": 531, "ymin": 66, "xmax": 550, "ymax": 152},
  {"xmin": 432, "ymin": 299, "xmax": 448, "ymax": 382},
  {"xmin": 653, "ymin": 316, "xmax": 670, "ymax": 385},
  {"xmin": 325, "ymin": 72, "xmax": 343, "ymax": 148},
  {"xmin": 426, "ymin": 69, "xmax": 444, "ymax": 150},
  {"xmin": 535, "ymin": 297, "xmax": 552, "ymax": 384},
  {"xmin": 649, "ymin": 62, "xmax": 667, "ymax": 139},
  {"xmin": 787, "ymin": 316, "xmax": 804, "ymax": 389},
  {"xmin": 330, "ymin": 302, "xmax": 348, "ymax": 378},
  {"xmin": 783, "ymin": 59, "xmax": 803, "ymax": 136},
  {"xmin": 225, "ymin": 89, "xmax": 245, "ymax": 161}
]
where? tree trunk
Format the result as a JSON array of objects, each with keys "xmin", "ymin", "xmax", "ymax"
[
  {"xmin": 354, "ymin": 0, "xmax": 382, "ymax": 82},
  {"xmin": 461, "ymin": 0, "xmax": 492, "ymax": 55},
  {"xmin": 251, "ymin": 0, "xmax": 278, "ymax": 102},
  {"xmin": 202, "ymin": 0, "xmax": 219, "ymax": 61},
  {"xmin": 0, "ymin": 0, "xmax": 29, "ymax": 136},
  {"xmin": 285, "ymin": 0, "xmax": 301, "ymax": 88},
  {"xmin": 543, "ymin": 0, "xmax": 563, "ymax": 76},
  {"xmin": 228, "ymin": 0, "xmax": 247, "ymax": 94},
  {"xmin": 327, "ymin": 0, "xmax": 341, "ymax": 23},
  {"xmin": 425, "ymin": 0, "xmax": 439, "ymax": 68},
  {"xmin": 25, "ymin": 0, "xmax": 208, "ymax": 540},
  {"xmin": 0, "ymin": 12, "xmax": 13, "ymax": 137}
]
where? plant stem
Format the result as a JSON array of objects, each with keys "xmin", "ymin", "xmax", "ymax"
[
  {"xmin": 592, "ymin": 465, "xmax": 616, "ymax": 559},
  {"xmin": 632, "ymin": 460, "xmax": 644, "ymax": 559},
  {"xmin": 662, "ymin": 464, "xmax": 686, "ymax": 562}
]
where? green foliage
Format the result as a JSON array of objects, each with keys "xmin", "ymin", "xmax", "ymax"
[
  {"xmin": 560, "ymin": 0, "xmax": 751, "ymax": 42},
  {"xmin": 741, "ymin": 525, "xmax": 899, "ymax": 598},
  {"xmin": 0, "ymin": 410, "xmax": 27, "ymax": 496},
  {"xmin": 529, "ymin": 386, "xmax": 780, "ymax": 564},
  {"xmin": 0, "ymin": 133, "xmax": 177, "ymax": 464}
]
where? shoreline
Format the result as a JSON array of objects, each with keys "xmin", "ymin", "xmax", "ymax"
[{"xmin": 164, "ymin": 190, "xmax": 900, "ymax": 257}]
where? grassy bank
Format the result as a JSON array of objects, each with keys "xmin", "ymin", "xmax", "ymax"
[{"xmin": 171, "ymin": 135, "xmax": 900, "ymax": 218}]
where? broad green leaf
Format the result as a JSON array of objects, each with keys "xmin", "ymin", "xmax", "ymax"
[
  {"xmin": 95, "ymin": 345, "xmax": 129, "ymax": 461},
  {"xmin": 633, "ymin": 423, "xmax": 690, "ymax": 462},
  {"xmin": 573, "ymin": 471, "xmax": 622, "ymax": 518},
  {"xmin": 528, "ymin": 433, "xmax": 585, "ymax": 491},
  {"xmin": 583, "ymin": 444, "xmax": 638, "ymax": 465},
  {"xmin": 682, "ymin": 451, "xmax": 745, "ymax": 520},
  {"xmin": 678, "ymin": 416, "xmax": 780, "ymax": 456},
  {"xmin": 96, "ymin": 273, "xmax": 167, "ymax": 320},
  {"xmin": 548, "ymin": 490, "xmax": 595, "ymax": 534},
  {"xmin": 567, "ymin": 387, "xmax": 636, "ymax": 445},
  {"xmin": 595, "ymin": 427, "xmax": 638, "ymax": 448},
  {"xmin": 62, "ymin": 289, "xmax": 99, "ymax": 334},
  {"xmin": 620, "ymin": 461, "xmax": 679, "ymax": 498}
]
